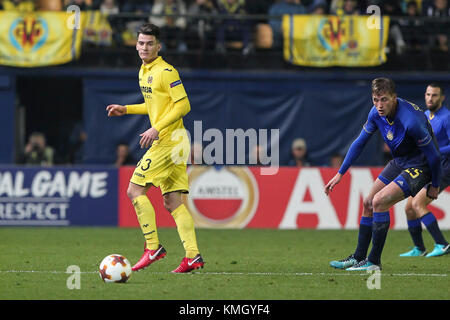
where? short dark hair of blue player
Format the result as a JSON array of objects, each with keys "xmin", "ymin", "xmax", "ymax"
[
  {"xmin": 372, "ymin": 78, "xmax": 396, "ymax": 96},
  {"xmin": 428, "ymin": 82, "xmax": 445, "ymax": 95}
]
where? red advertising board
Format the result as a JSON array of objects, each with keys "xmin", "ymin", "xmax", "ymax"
[{"xmin": 118, "ymin": 166, "xmax": 450, "ymax": 229}]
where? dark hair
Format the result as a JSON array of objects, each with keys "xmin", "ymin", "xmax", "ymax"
[
  {"xmin": 407, "ymin": 0, "xmax": 417, "ymax": 8},
  {"xmin": 137, "ymin": 23, "xmax": 160, "ymax": 41},
  {"xmin": 372, "ymin": 77, "xmax": 396, "ymax": 96},
  {"xmin": 428, "ymin": 82, "xmax": 445, "ymax": 95},
  {"xmin": 117, "ymin": 141, "xmax": 129, "ymax": 147}
]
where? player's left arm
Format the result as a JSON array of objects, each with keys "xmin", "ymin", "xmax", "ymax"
[
  {"xmin": 152, "ymin": 68, "xmax": 190, "ymax": 132},
  {"xmin": 139, "ymin": 70, "xmax": 190, "ymax": 149},
  {"xmin": 153, "ymin": 97, "xmax": 190, "ymax": 132},
  {"xmin": 412, "ymin": 122, "xmax": 442, "ymax": 198},
  {"xmin": 438, "ymin": 112, "xmax": 450, "ymax": 156}
]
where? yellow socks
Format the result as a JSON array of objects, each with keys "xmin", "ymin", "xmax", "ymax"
[
  {"xmin": 171, "ymin": 204, "xmax": 199, "ymax": 258},
  {"xmin": 132, "ymin": 196, "xmax": 199, "ymax": 258},
  {"xmin": 132, "ymin": 195, "xmax": 160, "ymax": 250}
]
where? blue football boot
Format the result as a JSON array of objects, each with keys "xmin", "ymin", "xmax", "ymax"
[
  {"xmin": 399, "ymin": 246, "xmax": 427, "ymax": 257},
  {"xmin": 346, "ymin": 258, "xmax": 381, "ymax": 271},
  {"xmin": 425, "ymin": 244, "xmax": 450, "ymax": 257},
  {"xmin": 330, "ymin": 254, "xmax": 358, "ymax": 269}
]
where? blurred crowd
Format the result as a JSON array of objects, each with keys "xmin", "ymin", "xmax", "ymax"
[
  {"xmin": 0, "ymin": 0, "xmax": 448, "ymax": 54},
  {"xmin": 2, "ymin": 0, "xmax": 446, "ymax": 17}
]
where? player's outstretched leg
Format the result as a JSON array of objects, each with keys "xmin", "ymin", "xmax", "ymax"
[
  {"xmin": 421, "ymin": 212, "xmax": 449, "ymax": 257},
  {"xmin": 163, "ymin": 191, "xmax": 204, "ymax": 273},
  {"xmin": 399, "ymin": 217, "xmax": 427, "ymax": 257},
  {"xmin": 353, "ymin": 216, "xmax": 373, "ymax": 261},
  {"xmin": 330, "ymin": 216, "xmax": 372, "ymax": 269},
  {"xmin": 348, "ymin": 212, "xmax": 389, "ymax": 271},
  {"xmin": 349, "ymin": 182, "xmax": 404, "ymax": 271},
  {"xmin": 346, "ymin": 211, "xmax": 389, "ymax": 271},
  {"xmin": 128, "ymin": 184, "xmax": 166, "ymax": 272},
  {"xmin": 333, "ymin": 179, "xmax": 386, "ymax": 269},
  {"xmin": 411, "ymin": 189, "xmax": 449, "ymax": 258},
  {"xmin": 170, "ymin": 204, "xmax": 204, "ymax": 273},
  {"xmin": 400, "ymin": 197, "xmax": 427, "ymax": 257}
]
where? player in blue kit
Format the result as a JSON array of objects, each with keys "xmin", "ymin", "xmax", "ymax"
[
  {"xmin": 400, "ymin": 83, "xmax": 450, "ymax": 258},
  {"xmin": 324, "ymin": 78, "xmax": 442, "ymax": 271}
]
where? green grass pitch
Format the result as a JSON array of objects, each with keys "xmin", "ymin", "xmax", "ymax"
[{"xmin": 0, "ymin": 227, "xmax": 448, "ymax": 300}]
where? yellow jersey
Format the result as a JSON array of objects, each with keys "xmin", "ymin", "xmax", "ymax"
[{"xmin": 126, "ymin": 56, "xmax": 189, "ymax": 146}]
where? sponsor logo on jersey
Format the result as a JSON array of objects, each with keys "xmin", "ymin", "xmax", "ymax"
[{"xmin": 140, "ymin": 85, "xmax": 152, "ymax": 94}]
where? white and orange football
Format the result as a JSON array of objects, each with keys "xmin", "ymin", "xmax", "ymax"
[{"xmin": 99, "ymin": 254, "xmax": 132, "ymax": 283}]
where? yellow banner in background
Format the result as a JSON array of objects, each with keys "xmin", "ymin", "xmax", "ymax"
[
  {"xmin": 0, "ymin": 11, "xmax": 85, "ymax": 67},
  {"xmin": 283, "ymin": 15, "xmax": 390, "ymax": 67},
  {"xmin": 83, "ymin": 10, "xmax": 113, "ymax": 46}
]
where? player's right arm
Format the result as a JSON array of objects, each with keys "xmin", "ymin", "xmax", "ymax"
[
  {"xmin": 106, "ymin": 103, "xmax": 147, "ymax": 116},
  {"xmin": 324, "ymin": 172, "xmax": 343, "ymax": 195},
  {"xmin": 325, "ymin": 109, "xmax": 377, "ymax": 195},
  {"xmin": 125, "ymin": 103, "xmax": 148, "ymax": 115},
  {"xmin": 324, "ymin": 128, "xmax": 372, "ymax": 195}
]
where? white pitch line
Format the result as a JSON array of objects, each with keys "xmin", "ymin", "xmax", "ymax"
[
  {"xmin": 190, "ymin": 271, "xmax": 448, "ymax": 277},
  {"xmin": 0, "ymin": 270, "xmax": 447, "ymax": 277}
]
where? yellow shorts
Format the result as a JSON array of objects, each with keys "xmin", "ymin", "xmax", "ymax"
[{"xmin": 130, "ymin": 142, "xmax": 189, "ymax": 195}]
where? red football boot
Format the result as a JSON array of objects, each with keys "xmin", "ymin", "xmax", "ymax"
[
  {"xmin": 132, "ymin": 244, "xmax": 166, "ymax": 272},
  {"xmin": 171, "ymin": 254, "xmax": 204, "ymax": 273}
]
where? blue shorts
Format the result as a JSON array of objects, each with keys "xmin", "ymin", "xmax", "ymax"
[{"xmin": 378, "ymin": 160, "xmax": 431, "ymax": 198}]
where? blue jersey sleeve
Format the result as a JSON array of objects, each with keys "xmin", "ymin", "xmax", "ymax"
[
  {"xmin": 440, "ymin": 111, "xmax": 450, "ymax": 156},
  {"xmin": 409, "ymin": 120, "xmax": 442, "ymax": 188},
  {"xmin": 362, "ymin": 108, "xmax": 378, "ymax": 134}
]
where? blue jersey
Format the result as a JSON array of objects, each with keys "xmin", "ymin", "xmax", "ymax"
[
  {"xmin": 425, "ymin": 106, "xmax": 450, "ymax": 159},
  {"xmin": 339, "ymin": 98, "xmax": 442, "ymax": 187},
  {"xmin": 363, "ymin": 98, "xmax": 438, "ymax": 168}
]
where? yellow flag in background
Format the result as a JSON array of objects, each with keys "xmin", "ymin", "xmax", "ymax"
[
  {"xmin": 283, "ymin": 15, "xmax": 390, "ymax": 67},
  {"xmin": 83, "ymin": 10, "xmax": 113, "ymax": 46},
  {"xmin": 0, "ymin": 11, "xmax": 85, "ymax": 67}
]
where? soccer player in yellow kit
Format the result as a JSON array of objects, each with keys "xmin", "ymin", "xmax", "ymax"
[{"xmin": 106, "ymin": 23, "xmax": 204, "ymax": 273}]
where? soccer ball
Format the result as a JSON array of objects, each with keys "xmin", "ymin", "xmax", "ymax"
[{"xmin": 99, "ymin": 254, "xmax": 132, "ymax": 283}]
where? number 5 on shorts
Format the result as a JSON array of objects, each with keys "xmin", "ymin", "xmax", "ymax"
[{"xmin": 405, "ymin": 168, "xmax": 422, "ymax": 179}]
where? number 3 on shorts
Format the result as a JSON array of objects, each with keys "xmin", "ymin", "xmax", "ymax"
[{"xmin": 137, "ymin": 159, "xmax": 151, "ymax": 171}]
